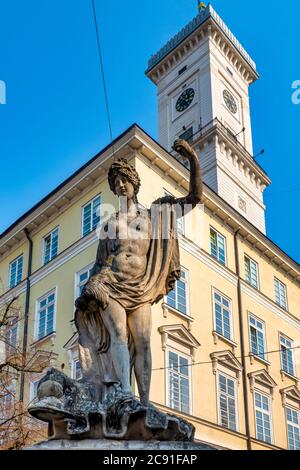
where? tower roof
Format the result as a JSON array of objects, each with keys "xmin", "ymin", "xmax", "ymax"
[{"xmin": 146, "ymin": 5, "xmax": 257, "ymax": 79}]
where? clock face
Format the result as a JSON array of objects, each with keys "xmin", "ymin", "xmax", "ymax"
[
  {"xmin": 176, "ymin": 88, "xmax": 195, "ymax": 113},
  {"xmin": 223, "ymin": 89, "xmax": 238, "ymax": 114}
]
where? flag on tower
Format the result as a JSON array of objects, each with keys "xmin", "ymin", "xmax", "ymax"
[{"xmin": 198, "ymin": 1, "xmax": 206, "ymax": 12}]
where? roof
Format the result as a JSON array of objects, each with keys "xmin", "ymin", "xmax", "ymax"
[{"xmin": 146, "ymin": 4, "xmax": 256, "ymax": 74}]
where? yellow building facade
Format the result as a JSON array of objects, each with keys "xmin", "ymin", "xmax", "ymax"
[{"xmin": 1, "ymin": 5, "xmax": 300, "ymax": 451}]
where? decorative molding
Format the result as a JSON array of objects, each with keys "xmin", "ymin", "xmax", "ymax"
[
  {"xmin": 212, "ymin": 331, "xmax": 238, "ymax": 352},
  {"xmin": 210, "ymin": 350, "xmax": 242, "ymax": 383},
  {"xmin": 248, "ymin": 369, "xmax": 277, "ymax": 397},
  {"xmin": 280, "ymin": 386, "xmax": 300, "ymax": 408},
  {"xmin": 26, "ymin": 349, "xmax": 58, "ymax": 372},
  {"xmin": 241, "ymin": 281, "xmax": 300, "ymax": 331},
  {"xmin": 249, "ymin": 352, "xmax": 271, "ymax": 371},
  {"xmin": 63, "ymin": 332, "xmax": 79, "ymax": 351},
  {"xmin": 158, "ymin": 324, "xmax": 200, "ymax": 362},
  {"xmin": 280, "ymin": 369, "xmax": 299, "ymax": 384},
  {"xmin": 179, "ymin": 236, "xmax": 238, "ymax": 286},
  {"xmin": 162, "ymin": 303, "xmax": 194, "ymax": 330}
]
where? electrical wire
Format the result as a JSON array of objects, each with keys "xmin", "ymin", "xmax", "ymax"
[
  {"xmin": 91, "ymin": 0, "xmax": 114, "ymax": 146},
  {"xmin": 152, "ymin": 345, "xmax": 300, "ymax": 371}
]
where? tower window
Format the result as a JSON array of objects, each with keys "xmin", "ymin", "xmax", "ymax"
[
  {"xmin": 178, "ymin": 66, "xmax": 187, "ymax": 76},
  {"xmin": 226, "ymin": 67, "xmax": 233, "ymax": 76},
  {"xmin": 179, "ymin": 127, "xmax": 193, "ymax": 143}
]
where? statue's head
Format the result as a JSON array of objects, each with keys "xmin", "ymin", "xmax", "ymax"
[{"xmin": 108, "ymin": 159, "xmax": 141, "ymax": 202}]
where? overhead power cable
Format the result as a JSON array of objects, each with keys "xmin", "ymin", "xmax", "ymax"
[
  {"xmin": 91, "ymin": 0, "xmax": 114, "ymax": 145},
  {"xmin": 152, "ymin": 345, "xmax": 300, "ymax": 372}
]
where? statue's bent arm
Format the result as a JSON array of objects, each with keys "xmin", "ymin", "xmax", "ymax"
[{"xmin": 171, "ymin": 139, "xmax": 203, "ymax": 215}]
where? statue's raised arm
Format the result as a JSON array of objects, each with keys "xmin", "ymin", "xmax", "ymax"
[{"xmin": 172, "ymin": 139, "xmax": 203, "ymax": 211}]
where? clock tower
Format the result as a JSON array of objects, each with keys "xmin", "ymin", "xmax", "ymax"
[{"xmin": 146, "ymin": 5, "xmax": 270, "ymax": 234}]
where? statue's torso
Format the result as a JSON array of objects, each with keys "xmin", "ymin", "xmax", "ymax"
[{"xmin": 101, "ymin": 209, "xmax": 151, "ymax": 281}]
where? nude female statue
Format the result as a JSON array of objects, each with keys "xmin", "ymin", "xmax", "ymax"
[{"xmin": 74, "ymin": 139, "xmax": 203, "ymax": 407}]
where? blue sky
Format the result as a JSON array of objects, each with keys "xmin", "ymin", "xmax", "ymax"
[{"xmin": 0, "ymin": 0, "xmax": 299, "ymax": 262}]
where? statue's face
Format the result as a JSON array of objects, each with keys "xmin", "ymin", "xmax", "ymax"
[{"xmin": 114, "ymin": 174, "xmax": 135, "ymax": 200}]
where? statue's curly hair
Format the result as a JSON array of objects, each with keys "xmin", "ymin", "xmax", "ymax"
[{"xmin": 108, "ymin": 158, "xmax": 141, "ymax": 195}]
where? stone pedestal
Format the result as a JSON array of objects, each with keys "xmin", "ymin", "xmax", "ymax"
[{"xmin": 29, "ymin": 439, "xmax": 216, "ymax": 451}]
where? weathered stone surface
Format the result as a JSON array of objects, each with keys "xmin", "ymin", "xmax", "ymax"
[
  {"xmin": 29, "ymin": 369, "xmax": 195, "ymax": 442},
  {"xmin": 28, "ymin": 439, "xmax": 216, "ymax": 451}
]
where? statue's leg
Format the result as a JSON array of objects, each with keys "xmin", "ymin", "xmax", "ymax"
[
  {"xmin": 99, "ymin": 298, "xmax": 132, "ymax": 396},
  {"xmin": 127, "ymin": 304, "xmax": 152, "ymax": 406}
]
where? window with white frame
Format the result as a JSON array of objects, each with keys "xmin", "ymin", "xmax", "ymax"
[
  {"xmin": 254, "ymin": 391, "xmax": 272, "ymax": 444},
  {"xmin": 217, "ymin": 373, "xmax": 238, "ymax": 431},
  {"xmin": 9, "ymin": 255, "xmax": 23, "ymax": 289},
  {"xmin": 43, "ymin": 228, "xmax": 59, "ymax": 265},
  {"xmin": 210, "ymin": 228, "xmax": 226, "ymax": 265},
  {"xmin": 82, "ymin": 195, "xmax": 101, "ymax": 237},
  {"xmin": 274, "ymin": 278, "xmax": 288, "ymax": 310},
  {"xmin": 36, "ymin": 291, "xmax": 56, "ymax": 340},
  {"xmin": 166, "ymin": 269, "xmax": 189, "ymax": 315},
  {"xmin": 245, "ymin": 256, "xmax": 259, "ymax": 289},
  {"xmin": 168, "ymin": 350, "xmax": 190, "ymax": 414},
  {"xmin": 249, "ymin": 314, "xmax": 266, "ymax": 361},
  {"xmin": 6, "ymin": 322, "xmax": 18, "ymax": 358},
  {"xmin": 286, "ymin": 407, "xmax": 300, "ymax": 450},
  {"xmin": 76, "ymin": 265, "xmax": 93, "ymax": 298},
  {"xmin": 280, "ymin": 334, "xmax": 295, "ymax": 377},
  {"xmin": 72, "ymin": 359, "xmax": 82, "ymax": 380},
  {"xmin": 164, "ymin": 190, "xmax": 185, "ymax": 236},
  {"xmin": 213, "ymin": 290, "xmax": 232, "ymax": 340}
]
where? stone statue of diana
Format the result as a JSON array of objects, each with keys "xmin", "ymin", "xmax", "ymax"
[{"xmin": 29, "ymin": 139, "xmax": 203, "ymax": 442}]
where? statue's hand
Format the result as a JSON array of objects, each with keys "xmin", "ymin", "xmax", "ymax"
[
  {"xmin": 173, "ymin": 139, "xmax": 197, "ymax": 161},
  {"xmin": 75, "ymin": 281, "xmax": 109, "ymax": 311},
  {"xmin": 75, "ymin": 292, "xmax": 90, "ymax": 311}
]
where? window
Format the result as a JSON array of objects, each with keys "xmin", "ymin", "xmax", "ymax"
[
  {"xmin": 280, "ymin": 334, "xmax": 295, "ymax": 377},
  {"xmin": 9, "ymin": 255, "xmax": 23, "ymax": 289},
  {"xmin": 179, "ymin": 126, "xmax": 193, "ymax": 143},
  {"xmin": 178, "ymin": 65, "xmax": 187, "ymax": 76},
  {"xmin": 82, "ymin": 195, "xmax": 101, "ymax": 237},
  {"xmin": 72, "ymin": 359, "xmax": 82, "ymax": 380},
  {"xmin": 274, "ymin": 278, "xmax": 288, "ymax": 310},
  {"xmin": 210, "ymin": 228, "xmax": 226, "ymax": 265},
  {"xmin": 249, "ymin": 315, "xmax": 266, "ymax": 360},
  {"xmin": 166, "ymin": 269, "xmax": 189, "ymax": 315},
  {"xmin": 213, "ymin": 290, "xmax": 232, "ymax": 340},
  {"xmin": 43, "ymin": 228, "xmax": 59, "ymax": 265},
  {"xmin": 286, "ymin": 407, "xmax": 300, "ymax": 450},
  {"xmin": 245, "ymin": 256, "xmax": 259, "ymax": 289},
  {"xmin": 36, "ymin": 291, "xmax": 56, "ymax": 340},
  {"xmin": 254, "ymin": 391, "xmax": 272, "ymax": 444},
  {"xmin": 217, "ymin": 373, "xmax": 237, "ymax": 431},
  {"xmin": 168, "ymin": 350, "xmax": 190, "ymax": 414},
  {"xmin": 164, "ymin": 190, "xmax": 184, "ymax": 235},
  {"xmin": 6, "ymin": 322, "xmax": 18, "ymax": 357},
  {"xmin": 76, "ymin": 266, "xmax": 93, "ymax": 298}
]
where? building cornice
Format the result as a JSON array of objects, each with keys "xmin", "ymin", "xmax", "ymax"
[
  {"xmin": 146, "ymin": 5, "xmax": 258, "ymax": 85},
  {"xmin": 191, "ymin": 118, "xmax": 271, "ymax": 190}
]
